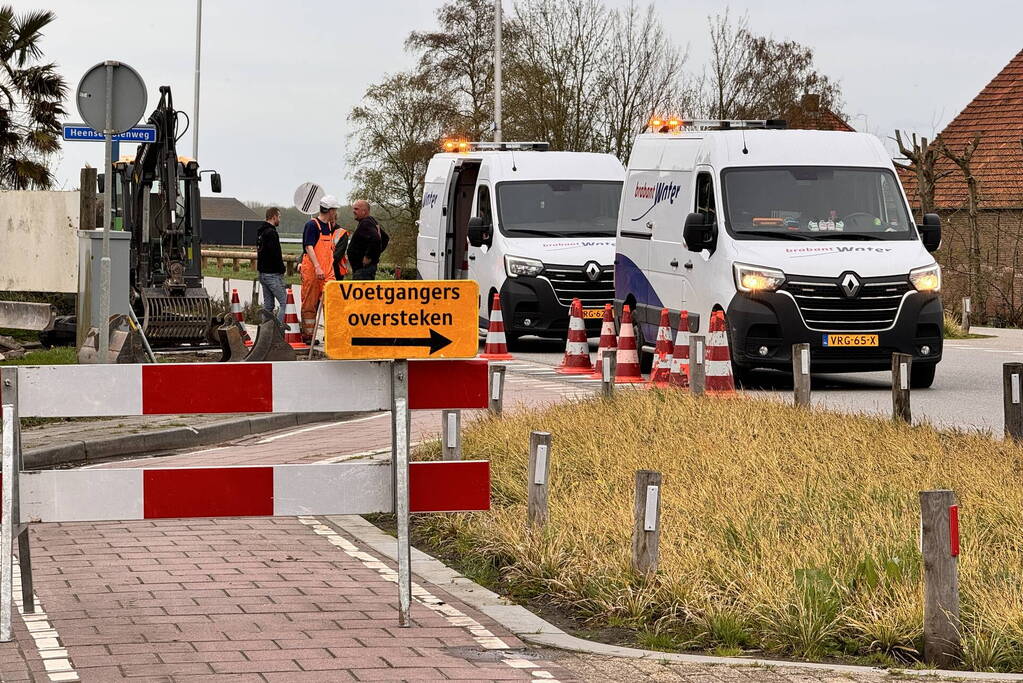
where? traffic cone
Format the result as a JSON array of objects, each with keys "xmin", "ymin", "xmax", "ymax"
[
  {"xmin": 588, "ymin": 303, "xmax": 617, "ymax": 379},
  {"xmin": 705, "ymin": 310, "xmax": 736, "ymax": 395},
  {"xmin": 230, "ymin": 288, "xmax": 253, "ymax": 346},
  {"xmin": 614, "ymin": 305, "xmax": 645, "ymax": 383},
  {"xmin": 667, "ymin": 310, "xmax": 691, "ymax": 389},
  {"xmin": 557, "ymin": 298, "xmax": 593, "ymax": 375},
  {"xmin": 648, "ymin": 308, "xmax": 674, "ymax": 387},
  {"xmin": 284, "ymin": 287, "xmax": 309, "ymax": 350},
  {"xmin": 480, "ymin": 293, "xmax": 513, "ymax": 360}
]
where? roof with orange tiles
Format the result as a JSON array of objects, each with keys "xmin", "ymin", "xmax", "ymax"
[{"xmin": 902, "ymin": 49, "xmax": 1023, "ymax": 210}]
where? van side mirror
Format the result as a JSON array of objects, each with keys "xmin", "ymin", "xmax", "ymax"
[
  {"xmin": 919, "ymin": 213, "xmax": 941, "ymax": 252},
  {"xmin": 210, "ymin": 172, "xmax": 222, "ymax": 194},
  {"xmin": 467, "ymin": 216, "xmax": 492, "ymax": 247},
  {"xmin": 683, "ymin": 212, "xmax": 717, "ymax": 253}
]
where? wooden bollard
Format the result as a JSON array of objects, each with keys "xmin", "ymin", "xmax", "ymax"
[
  {"xmin": 792, "ymin": 343, "xmax": 811, "ymax": 407},
  {"xmin": 892, "ymin": 353, "xmax": 912, "ymax": 423},
  {"xmin": 489, "ymin": 364, "xmax": 506, "ymax": 414},
  {"xmin": 961, "ymin": 297, "xmax": 971, "ymax": 334},
  {"xmin": 1004, "ymin": 363, "xmax": 1023, "ymax": 441},
  {"xmin": 232, "ymin": 257, "xmax": 241, "ymax": 272},
  {"xmin": 920, "ymin": 489, "xmax": 961, "ymax": 667},
  {"xmin": 600, "ymin": 352, "xmax": 616, "ymax": 398},
  {"xmin": 527, "ymin": 431, "xmax": 552, "ymax": 526},
  {"xmin": 631, "ymin": 470, "xmax": 662, "ymax": 575},
  {"xmin": 441, "ymin": 410, "xmax": 461, "ymax": 460},
  {"xmin": 688, "ymin": 335, "xmax": 706, "ymax": 396}
]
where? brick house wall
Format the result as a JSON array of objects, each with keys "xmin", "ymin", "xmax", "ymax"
[{"xmin": 934, "ymin": 207, "xmax": 1023, "ymax": 325}]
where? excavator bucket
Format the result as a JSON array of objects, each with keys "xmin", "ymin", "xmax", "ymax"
[
  {"xmin": 78, "ymin": 315, "xmax": 147, "ymax": 364},
  {"xmin": 217, "ymin": 322, "xmax": 249, "ymax": 362},
  {"xmin": 244, "ymin": 314, "xmax": 296, "ymax": 362},
  {"xmin": 139, "ymin": 287, "xmax": 213, "ymax": 346}
]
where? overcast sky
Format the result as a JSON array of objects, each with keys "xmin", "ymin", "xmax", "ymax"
[{"xmin": 29, "ymin": 0, "xmax": 1023, "ymax": 207}]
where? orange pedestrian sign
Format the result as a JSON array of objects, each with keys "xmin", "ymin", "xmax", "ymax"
[{"xmin": 323, "ymin": 280, "xmax": 479, "ymax": 360}]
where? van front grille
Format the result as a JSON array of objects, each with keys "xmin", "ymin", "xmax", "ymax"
[
  {"xmin": 781, "ymin": 274, "xmax": 913, "ymax": 332},
  {"xmin": 542, "ymin": 263, "xmax": 614, "ymax": 307}
]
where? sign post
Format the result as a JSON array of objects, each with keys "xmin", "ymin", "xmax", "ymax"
[
  {"xmin": 323, "ymin": 279, "xmax": 480, "ymax": 626},
  {"xmin": 75, "ymin": 61, "xmax": 147, "ymax": 363}
]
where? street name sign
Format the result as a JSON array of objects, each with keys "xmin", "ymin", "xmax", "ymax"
[
  {"xmin": 62, "ymin": 123, "xmax": 157, "ymax": 143},
  {"xmin": 323, "ymin": 280, "xmax": 479, "ymax": 360}
]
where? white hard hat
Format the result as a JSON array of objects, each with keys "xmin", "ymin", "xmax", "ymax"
[{"xmin": 320, "ymin": 194, "xmax": 341, "ymax": 210}]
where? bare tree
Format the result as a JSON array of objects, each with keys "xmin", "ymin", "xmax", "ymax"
[
  {"xmin": 893, "ymin": 130, "xmax": 951, "ymax": 219},
  {"xmin": 503, "ymin": 0, "xmax": 611, "ymax": 151},
  {"xmin": 598, "ymin": 1, "xmax": 688, "ymax": 160},
  {"xmin": 707, "ymin": 9, "xmax": 750, "ymax": 120},
  {"xmin": 705, "ymin": 10, "xmax": 843, "ymax": 121},
  {"xmin": 939, "ymin": 134, "xmax": 984, "ymax": 313},
  {"xmin": 405, "ymin": 0, "xmax": 499, "ymax": 140},
  {"xmin": 347, "ymin": 72, "xmax": 454, "ymax": 267}
]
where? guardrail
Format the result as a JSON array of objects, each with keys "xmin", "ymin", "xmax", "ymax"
[{"xmin": 201, "ymin": 249, "xmax": 300, "ymax": 276}]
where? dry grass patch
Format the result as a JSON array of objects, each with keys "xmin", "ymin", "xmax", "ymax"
[{"xmin": 413, "ymin": 390, "xmax": 1023, "ymax": 671}]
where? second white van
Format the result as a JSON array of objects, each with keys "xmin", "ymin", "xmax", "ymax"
[{"xmin": 614, "ymin": 121, "xmax": 943, "ymax": 387}]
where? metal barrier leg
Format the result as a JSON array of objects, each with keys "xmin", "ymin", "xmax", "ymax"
[
  {"xmin": 391, "ymin": 360, "xmax": 412, "ymax": 627},
  {"xmin": 1, "ymin": 367, "xmax": 19, "ymax": 641},
  {"xmin": 17, "ymin": 531, "xmax": 32, "ymax": 614}
]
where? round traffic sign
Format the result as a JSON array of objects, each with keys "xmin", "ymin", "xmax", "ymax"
[
  {"xmin": 293, "ymin": 182, "xmax": 326, "ymax": 214},
  {"xmin": 76, "ymin": 61, "xmax": 147, "ymax": 135}
]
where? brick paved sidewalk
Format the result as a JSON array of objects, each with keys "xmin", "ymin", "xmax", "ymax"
[{"xmin": 0, "ymin": 516, "xmax": 578, "ymax": 682}]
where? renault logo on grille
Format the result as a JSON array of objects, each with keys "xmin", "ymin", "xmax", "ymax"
[
  {"xmin": 840, "ymin": 272, "xmax": 862, "ymax": 298},
  {"xmin": 584, "ymin": 262, "xmax": 601, "ymax": 282}
]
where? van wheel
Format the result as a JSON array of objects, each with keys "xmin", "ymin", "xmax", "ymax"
[
  {"xmin": 732, "ymin": 364, "xmax": 756, "ymax": 389},
  {"xmin": 505, "ymin": 333, "xmax": 523, "ymax": 351},
  {"xmin": 910, "ymin": 363, "xmax": 936, "ymax": 389}
]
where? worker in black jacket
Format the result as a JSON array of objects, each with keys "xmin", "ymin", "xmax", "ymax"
[
  {"xmin": 347, "ymin": 200, "xmax": 389, "ymax": 280},
  {"xmin": 256, "ymin": 207, "xmax": 288, "ymax": 323}
]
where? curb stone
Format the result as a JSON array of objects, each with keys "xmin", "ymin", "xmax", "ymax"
[
  {"xmin": 22, "ymin": 411, "xmax": 360, "ymax": 470},
  {"xmin": 329, "ymin": 514, "xmax": 1022, "ymax": 682}
]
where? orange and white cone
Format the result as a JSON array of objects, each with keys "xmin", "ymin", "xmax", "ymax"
[
  {"xmin": 705, "ymin": 310, "xmax": 736, "ymax": 395},
  {"xmin": 480, "ymin": 293, "xmax": 514, "ymax": 360},
  {"xmin": 614, "ymin": 305, "xmax": 645, "ymax": 383},
  {"xmin": 230, "ymin": 288, "xmax": 253, "ymax": 346},
  {"xmin": 284, "ymin": 287, "xmax": 308, "ymax": 350},
  {"xmin": 667, "ymin": 310, "xmax": 691, "ymax": 389},
  {"xmin": 589, "ymin": 303, "xmax": 617, "ymax": 379},
  {"xmin": 648, "ymin": 308, "xmax": 674, "ymax": 387},
  {"xmin": 557, "ymin": 298, "xmax": 593, "ymax": 375}
]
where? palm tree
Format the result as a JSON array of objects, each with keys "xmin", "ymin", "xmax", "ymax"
[{"xmin": 0, "ymin": 6, "xmax": 66, "ymax": 190}]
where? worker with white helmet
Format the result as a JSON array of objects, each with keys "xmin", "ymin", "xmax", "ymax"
[{"xmin": 299, "ymin": 194, "xmax": 348, "ymax": 343}]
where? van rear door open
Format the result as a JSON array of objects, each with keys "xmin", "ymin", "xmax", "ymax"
[{"xmin": 416, "ymin": 158, "xmax": 457, "ymax": 279}]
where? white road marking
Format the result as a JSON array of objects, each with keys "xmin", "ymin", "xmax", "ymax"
[
  {"xmin": 13, "ymin": 564, "xmax": 79, "ymax": 681},
  {"xmin": 298, "ymin": 516, "xmax": 558, "ymax": 681},
  {"xmin": 256, "ymin": 413, "xmax": 387, "ymax": 444}
]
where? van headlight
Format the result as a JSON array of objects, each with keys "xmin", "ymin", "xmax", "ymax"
[
  {"xmin": 505, "ymin": 255, "xmax": 544, "ymax": 277},
  {"xmin": 910, "ymin": 263, "xmax": 941, "ymax": 292},
  {"xmin": 734, "ymin": 263, "xmax": 785, "ymax": 293}
]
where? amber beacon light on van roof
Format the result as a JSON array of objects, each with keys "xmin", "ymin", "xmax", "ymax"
[
  {"xmin": 646, "ymin": 117, "xmax": 788, "ymax": 133},
  {"xmin": 440, "ymin": 138, "xmax": 550, "ymax": 152}
]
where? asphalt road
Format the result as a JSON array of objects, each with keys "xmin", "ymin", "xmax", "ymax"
[{"xmin": 505, "ymin": 326, "xmax": 1020, "ymax": 435}]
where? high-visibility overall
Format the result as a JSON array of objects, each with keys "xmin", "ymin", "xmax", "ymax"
[{"xmin": 300, "ymin": 220, "xmax": 348, "ymax": 341}]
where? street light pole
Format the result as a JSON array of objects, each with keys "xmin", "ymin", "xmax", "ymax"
[
  {"xmin": 494, "ymin": 0, "xmax": 502, "ymax": 143},
  {"xmin": 193, "ymin": 0, "xmax": 202, "ymax": 160}
]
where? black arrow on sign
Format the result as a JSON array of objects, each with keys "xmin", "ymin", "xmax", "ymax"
[{"xmin": 351, "ymin": 329, "xmax": 453, "ymax": 354}]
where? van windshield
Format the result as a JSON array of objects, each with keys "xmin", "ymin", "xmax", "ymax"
[
  {"xmin": 496, "ymin": 180, "xmax": 621, "ymax": 237},
  {"xmin": 721, "ymin": 167, "xmax": 916, "ymax": 241}
]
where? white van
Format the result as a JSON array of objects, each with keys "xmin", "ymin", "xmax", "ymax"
[
  {"xmin": 417, "ymin": 142, "xmax": 625, "ymax": 344},
  {"xmin": 614, "ymin": 121, "xmax": 943, "ymax": 388}
]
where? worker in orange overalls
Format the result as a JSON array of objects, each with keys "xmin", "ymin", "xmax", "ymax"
[{"xmin": 300, "ymin": 195, "xmax": 348, "ymax": 343}]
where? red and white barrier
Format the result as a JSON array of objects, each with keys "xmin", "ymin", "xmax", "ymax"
[
  {"xmin": 8, "ymin": 359, "xmax": 489, "ymax": 418},
  {"xmin": 16, "ymin": 461, "xmax": 489, "ymax": 523},
  {"xmin": 0, "ymin": 357, "xmax": 491, "ymax": 640}
]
